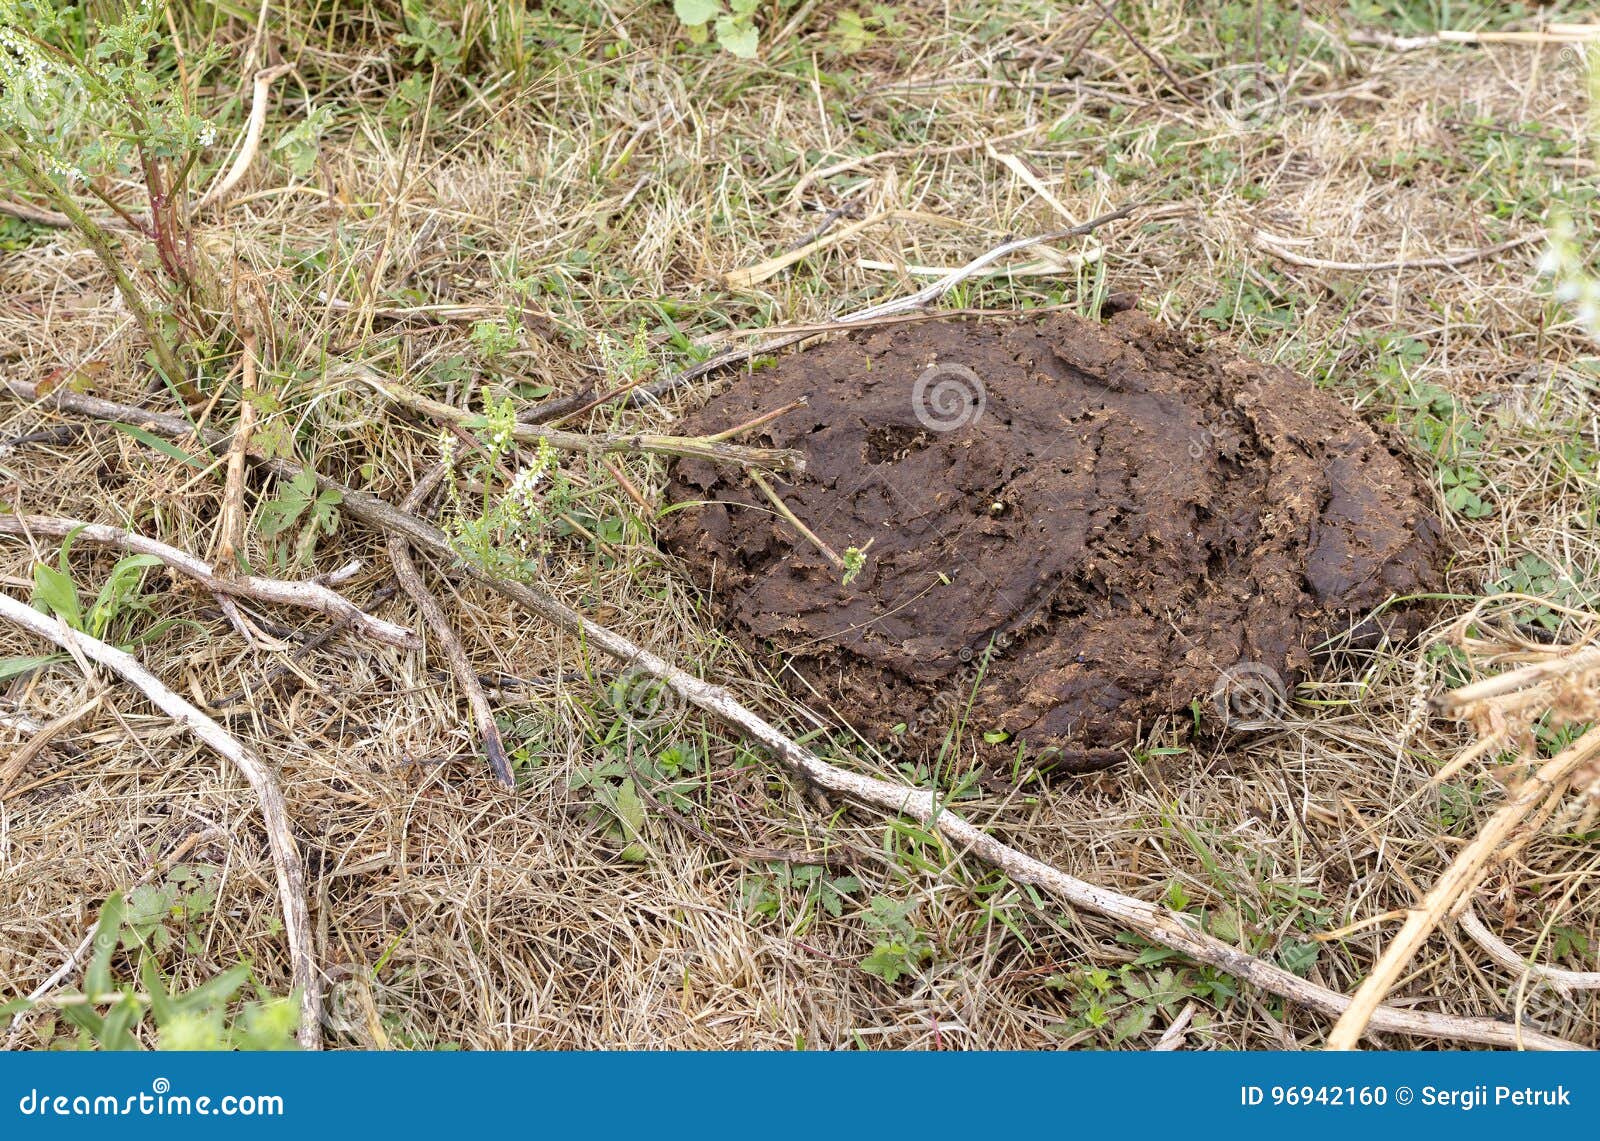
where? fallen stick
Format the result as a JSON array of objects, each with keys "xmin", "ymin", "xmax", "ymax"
[
  {"xmin": 0, "ymin": 198, "xmax": 77, "ymax": 229},
  {"xmin": 1326, "ymin": 724, "xmax": 1600, "ymax": 1049},
  {"xmin": 1433, "ymin": 645, "xmax": 1600, "ymax": 713},
  {"xmin": 387, "ymin": 464, "xmax": 515, "ymax": 787},
  {"xmin": 4, "ymin": 377, "xmax": 1582, "ymax": 1051},
  {"xmin": 1254, "ymin": 230, "xmax": 1539, "ymax": 273},
  {"xmin": 632, "ymin": 203, "xmax": 1141, "ymax": 405},
  {"xmin": 724, "ymin": 208, "xmax": 965, "ymax": 288},
  {"xmin": 0, "ymin": 592, "xmax": 320, "ymax": 1049},
  {"xmin": 214, "ymin": 330, "xmax": 260, "ymax": 570},
  {"xmin": 1459, "ymin": 905, "xmax": 1600, "ymax": 996},
  {"xmin": 352, "ymin": 369, "xmax": 803, "ymax": 472},
  {"xmin": 1350, "ymin": 26, "xmax": 1600, "ymax": 51},
  {"xmin": 191, "ymin": 65, "xmax": 295, "ymax": 214},
  {"xmin": 0, "ymin": 514, "xmax": 417, "ymax": 649}
]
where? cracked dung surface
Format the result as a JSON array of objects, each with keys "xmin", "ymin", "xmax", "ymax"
[{"xmin": 661, "ymin": 310, "xmax": 1443, "ymax": 772}]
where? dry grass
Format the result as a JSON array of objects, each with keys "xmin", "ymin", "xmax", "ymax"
[{"xmin": 1, "ymin": 1, "xmax": 1598, "ymax": 1049}]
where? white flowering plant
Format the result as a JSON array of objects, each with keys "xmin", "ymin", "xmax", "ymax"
[
  {"xmin": 0, "ymin": 0, "xmax": 226, "ymax": 381},
  {"xmin": 445, "ymin": 406, "xmax": 578, "ymax": 578}
]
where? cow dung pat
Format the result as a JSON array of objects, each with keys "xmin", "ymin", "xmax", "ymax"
[{"xmin": 662, "ymin": 310, "xmax": 1442, "ymax": 772}]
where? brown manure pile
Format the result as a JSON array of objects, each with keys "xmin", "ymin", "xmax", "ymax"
[{"xmin": 663, "ymin": 310, "xmax": 1443, "ymax": 772}]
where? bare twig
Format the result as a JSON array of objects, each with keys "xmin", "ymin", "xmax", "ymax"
[
  {"xmin": 1094, "ymin": 0, "xmax": 1202, "ymax": 107},
  {"xmin": 724, "ymin": 208, "xmax": 965, "ymax": 289},
  {"xmin": 1433, "ymin": 645, "xmax": 1600, "ymax": 713},
  {"xmin": 4, "ymin": 380, "xmax": 1579, "ymax": 1049},
  {"xmin": 0, "ymin": 198, "xmax": 75, "ymax": 228},
  {"xmin": 1349, "ymin": 25, "xmax": 1600, "ymax": 51},
  {"xmin": 702, "ymin": 399, "xmax": 808, "ymax": 443},
  {"xmin": 842, "ymin": 202, "xmax": 1141, "ymax": 322},
  {"xmin": 0, "ymin": 592, "xmax": 320, "ymax": 1049},
  {"xmin": 1326, "ymin": 724, "xmax": 1600, "ymax": 1050},
  {"xmin": 0, "ymin": 514, "xmax": 418, "ymax": 649},
  {"xmin": 747, "ymin": 470, "xmax": 844, "ymax": 569},
  {"xmin": 214, "ymin": 330, "xmax": 259, "ymax": 570},
  {"xmin": 1459, "ymin": 905, "xmax": 1600, "ymax": 996},
  {"xmin": 387, "ymin": 463, "xmax": 515, "ymax": 788},
  {"xmin": 1254, "ymin": 230, "xmax": 1539, "ymax": 273},
  {"xmin": 191, "ymin": 64, "xmax": 294, "ymax": 213},
  {"xmin": 632, "ymin": 203, "xmax": 1141, "ymax": 405},
  {"xmin": 352, "ymin": 368, "xmax": 803, "ymax": 473}
]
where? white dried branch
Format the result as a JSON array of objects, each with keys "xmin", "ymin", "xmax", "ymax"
[
  {"xmin": 0, "ymin": 514, "xmax": 418, "ymax": 649},
  {"xmin": 0, "ymin": 591, "xmax": 320, "ymax": 1049}
]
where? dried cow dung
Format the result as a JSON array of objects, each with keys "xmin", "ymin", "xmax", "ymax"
[{"xmin": 662, "ymin": 311, "xmax": 1442, "ymax": 772}]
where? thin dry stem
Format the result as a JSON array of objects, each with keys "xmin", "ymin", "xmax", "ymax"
[
  {"xmin": 0, "ymin": 513, "xmax": 417, "ymax": 649},
  {"xmin": 0, "ymin": 591, "xmax": 320, "ymax": 1049}
]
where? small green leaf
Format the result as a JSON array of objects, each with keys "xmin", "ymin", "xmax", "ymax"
[
  {"xmin": 674, "ymin": 0, "xmax": 722, "ymax": 26},
  {"xmin": 615, "ymin": 778, "xmax": 646, "ymax": 838},
  {"xmin": 109, "ymin": 422, "xmax": 211, "ymax": 470},
  {"xmin": 0, "ymin": 655, "xmax": 58, "ymax": 681},
  {"xmin": 1110, "ymin": 1002, "xmax": 1154, "ymax": 1044},
  {"xmin": 85, "ymin": 893, "xmax": 125, "ymax": 999},
  {"xmin": 32, "ymin": 562, "xmax": 82, "ymax": 629},
  {"xmin": 172, "ymin": 963, "xmax": 251, "ymax": 1013},
  {"xmin": 715, "ymin": 16, "xmax": 759, "ymax": 58},
  {"xmin": 1277, "ymin": 939, "xmax": 1320, "ymax": 977}
]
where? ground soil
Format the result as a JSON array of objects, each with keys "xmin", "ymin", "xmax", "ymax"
[{"xmin": 663, "ymin": 310, "xmax": 1444, "ymax": 772}]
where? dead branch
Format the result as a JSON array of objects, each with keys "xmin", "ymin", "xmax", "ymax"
[
  {"xmin": 1349, "ymin": 25, "xmax": 1600, "ymax": 51},
  {"xmin": 0, "ymin": 591, "xmax": 320, "ymax": 1049},
  {"xmin": 1433, "ymin": 646, "xmax": 1600, "ymax": 713},
  {"xmin": 0, "ymin": 513, "xmax": 418, "ymax": 649},
  {"xmin": 1254, "ymin": 230, "xmax": 1539, "ymax": 273},
  {"xmin": 724, "ymin": 208, "xmax": 967, "ymax": 289},
  {"xmin": 191, "ymin": 64, "xmax": 294, "ymax": 214},
  {"xmin": 387, "ymin": 463, "xmax": 515, "ymax": 787},
  {"xmin": 1325, "ymin": 724, "xmax": 1600, "ymax": 1049},
  {"xmin": 351, "ymin": 368, "xmax": 803, "ymax": 472},
  {"xmin": 633, "ymin": 202, "xmax": 1141, "ymax": 405},
  {"xmin": 1459, "ymin": 905, "xmax": 1600, "ymax": 996},
  {"xmin": 3, "ymin": 377, "xmax": 1582, "ymax": 1050},
  {"xmin": 214, "ymin": 330, "xmax": 259, "ymax": 570}
]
